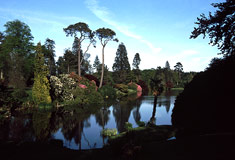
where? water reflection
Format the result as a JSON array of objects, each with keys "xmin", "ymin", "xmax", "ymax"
[{"xmin": 0, "ymin": 91, "xmax": 180, "ymax": 150}]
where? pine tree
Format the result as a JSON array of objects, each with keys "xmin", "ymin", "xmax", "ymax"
[
  {"xmin": 165, "ymin": 61, "xmax": 170, "ymax": 70},
  {"xmin": 112, "ymin": 43, "xmax": 131, "ymax": 83},
  {"xmin": 93, "ymin": 55, "xmax": 101, "ymax": 73},
  {"xmin": 32, "ymin": 42, "xmax": 51, "ymax": 104},
  {"xmin": 132, "ymin": 53, "xmax": 141, "ymax": 81}
]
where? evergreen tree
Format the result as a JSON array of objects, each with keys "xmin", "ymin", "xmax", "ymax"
[
  {"xmin": 112, "ymin": 43, "xmax": 131, "ymax": 83},
  {"xmin": 0, "ymin": 32, "xmax": 5, "ymax": 80},
  {"xmin": 165, "ymin": 61, "xmax": 170, "ymax": 70},
  {"xmin": 93, "ymin": 55, "xmax": 101, "ymax": 73},
  {"xmin": 132, "ymin": 53, "xmax": 141, "ymax": 81},
  {"xmin": 132, "ymin": 53, "xmax": 141, "ymax": 70},
  {"xmin": 64, "ymin": 49, "xmax": 76, "ymax": 73},
  {"xmin": 174, "ymin": 62, "xmax": 183, "ymax": 87},
  {"xmin": 43, "ymin": 38, "xmax": 56, "ymax": 75},
  {"xmin": 56, "ymin": 56, "xmax": 66, "ymax": 75},
  {"xmin": 32, "ymin": 42, "xmax": 51, "ymax": 104}
]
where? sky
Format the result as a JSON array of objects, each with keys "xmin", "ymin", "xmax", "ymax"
[{"xmin": 0, "ymin": 0, "xmax": 225, "ymax": 72}]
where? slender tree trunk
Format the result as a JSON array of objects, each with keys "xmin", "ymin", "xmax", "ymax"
[
  {"xmin": 67, "ymin": 64, "xmax": 70, "ymax": 74},
  {"xmin": 78, "ymin": 41, "xmax": 81, "ymax": 77},
  {"xmin": 99, "ymin": 46, "xmax": 105, "ymax": 88}
]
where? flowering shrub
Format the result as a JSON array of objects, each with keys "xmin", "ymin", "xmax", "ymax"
[
  {"xmin": 127, "ymin": 82, "xmax": 142, "ymax": 92},
  {"xmin": 50, "ymin": 74, "xmax": 76, "ymax": 101},
  {"xmin": 50, "ymin": 73, "xmax": 103, "ymax": 105},
  {"xmin": 137, "ymin": 80, "xmax": 149, "ymax": 95}
]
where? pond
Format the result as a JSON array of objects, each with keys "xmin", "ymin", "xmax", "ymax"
[{"xmin": 0, "ymin": 90, "xmax": 181, "ymax": 150}]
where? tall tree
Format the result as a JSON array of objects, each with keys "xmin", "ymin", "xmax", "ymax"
[
  {"xmin": 190, "ymin": 0, "xmax": 235, "ymax": 56},
  {"xmin": 165, "ymin": 61, "xmax": 170, "ymax": 70},
  {"xmin": 93, "ymin": 55, "xmax": 101, "ymax": 73},
  {"xmin": 56, "ymin": 56, "xmax": 66, "ymax": 75},
  {"xmin": 132, "ymin": 53, "xmax": 141, "ymax": 70},
  {"xmin": 0, "ymin": 32, "xmax": 5, "ymax": 80},
  {"xmin": 32, "ymin": 42, "xmax": 51, "ymax": 104},
  {"xmin": 64, "ymin": 22, "xmax": 95, "ymax": 76},
  {"xmin": 43, "ymin": 38, "xmax": 56, "ymax": 75},
  {"xmin": 96, "ymin": 28, "xmax": 118, "ymax": 88},
  {"xmin": 112, "ymin": 43, "xmax": 131, "ymax": 83},
  {"xmin": 2, "ymin": 20, "xmax": 34, "ymax": 88},
  {"xmin": 64, "ymin": 49, "xmax": 76, "ymax": 73},
  {"xmin": 174, "ymin": 62, "xmax": 183, "ymax": 87},
  {"xmin": 132, "ymin": 53, "xmax": 141, "ymax": 81}
]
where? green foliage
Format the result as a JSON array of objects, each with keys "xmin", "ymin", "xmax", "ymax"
[
  {"xmin": 114, "ymin": 84, "xmax": 128, "ymax": 93},
  {"xmin": 132, "ymin": 53, "xmax": 141, "ymax": 70},
  {"xmin": 67, "ymin": 85, "xmax": 104, "ymax": 106},
  {"xmin": 124, "ymin": 122, "xmax": 133, "ymax": 131},
  {"xmin": 43, "ymin": 38, "xmax": 56, "ymax": 75},
  {"xmin": 64, "ymin": 22, "xmax": 95, "ymax": 76},
  {"xmin": 101, "ymin": 128, "xmax": 118, "ymax": 137},
  {"xmin": 11, "ymin": 88, "xmax": 28, "ymax": 102},
  {"xmin": 93, "ymin": 55, "xmax": 101, "ymax": 73},
  {"xmin": 112, "ymin": 43, "xmax": 131, "ymax": 84},
  {"xmin": 136, "ymin": 121, "xmax": 146, "ymax": 127},
  {"xmin": 1, "ymin": 20, "xmax": 34, "ymax": 88},
  {"xmin": 190, "ymin": 0, "xmax": 235, "ymax": 55},
  {"xmin": 32, "ymin": 43, "xmax": 51, "ymax": 104},
  {"xmin": 98, "ymin": 85, "xmax": 116, "ymax": 99},
  {"xmin": 128, "ymin": 82, "xmax": 138, "ymax": 91}
]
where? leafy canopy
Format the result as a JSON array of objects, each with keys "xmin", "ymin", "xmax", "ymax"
[
  {"xmin": 95, "ymin": 28, "xmax": 118, "ymax": 46},
  {"xmin": 190, "ymin": 0, "xmax": 235, "ymax": 55}
]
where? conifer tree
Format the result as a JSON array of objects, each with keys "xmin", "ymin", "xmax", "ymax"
[
  {"xmin": 112, "ymin": 43, "xmax": 131, "ymax": 83},
  {"xmin": 32, "ymin": 42, "xmax": 51, "ymax": 104}
]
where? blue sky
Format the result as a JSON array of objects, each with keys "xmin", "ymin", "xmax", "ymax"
[{"xmin": 0, "ymin": 0, "xmax": 224, "ymax": 72}]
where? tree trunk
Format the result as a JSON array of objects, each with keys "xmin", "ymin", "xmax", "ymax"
[
  {"xmin": 99, "ymin": 46, "xmax": 105, "ymax": 88},
  {"xmin": 67, "ymin": 64, "xmax": 70, "ymax": 74},
  {"xmin": 78, "ymin": 41, "xmax": 81, "ymax": 77}
]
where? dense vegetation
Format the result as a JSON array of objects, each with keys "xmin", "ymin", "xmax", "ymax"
[
  {"xmin": 172, "ymin": 0, "xmax": 235, "ymax": 137},
  {"xmin": 0, "ymin": 19, "xmax": 195, "ymax": 110}
]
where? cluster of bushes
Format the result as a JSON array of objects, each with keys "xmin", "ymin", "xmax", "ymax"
[
  {"xmin": 113, "ymin": 82, "xmax": 142, "ymax": 99},
  {"xmin": 50, "ymin": 73, "xmax": 104, "ymax": 106}
]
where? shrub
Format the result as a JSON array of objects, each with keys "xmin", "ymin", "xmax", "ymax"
[
  {"xmin": 11, "ymin": 89, "xmax": 28, "ymax": 102},
  {"xmin": 137, "ymin": 80, "xmax": 149, "ymax": 95},
  {"xmin": 32, "ymin": 43, "xmax": 51, "ymax": 104},
  {"xmin": 98, "ymin": 85, "xmax": 116, "ymax": 99},
  {"xmin": 127, "ymin": 82, "xmax": 138, "ymax": 91},
  {"xmin": 101, "ymin": 128, "xmax": 117, "ymax": 137},
  {"xmin": 124, "ymin": 122, "xmax": 133, "ymax": 131},
  {"xmin": 50, "ymin": 74, "xmax": 76, "ymax": 101},
  {"xmin": 67, "ymin": 77, "xmax": 104, "ymax": 106},
  {"xmin": 114, "ymin": 84, "xmax": 128, "ymax": 93},
  {"xmin": 84, "ymin": 74, "xmax": 100, "ymax": 87},
  {"xmin": 137, "ymin": 121, "xmax": 146, "ymax": 127}
]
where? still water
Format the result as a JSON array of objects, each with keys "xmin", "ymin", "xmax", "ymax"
[{"xmin": 0, "ymin": 91, "xmax": 180, "ymax": 150}]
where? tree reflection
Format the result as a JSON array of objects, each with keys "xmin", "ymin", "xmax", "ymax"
[
  {"xmin": 150, "ymin": 95, "xmax": 158, "ymax": 124},
  {"xmin": 60, "ymin": 111, "xmax": 86, "ymax": 150},
  {"xmin": 132, "ymin": 97, "xmax": 142, "ymax": 123},
  {"xmin": 32, "ymin": 111, "xmax": 52, "ymax": 141},
  {"xmin": 112, "ymin": 99, "xmax": 136, "ymax": 133}
]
